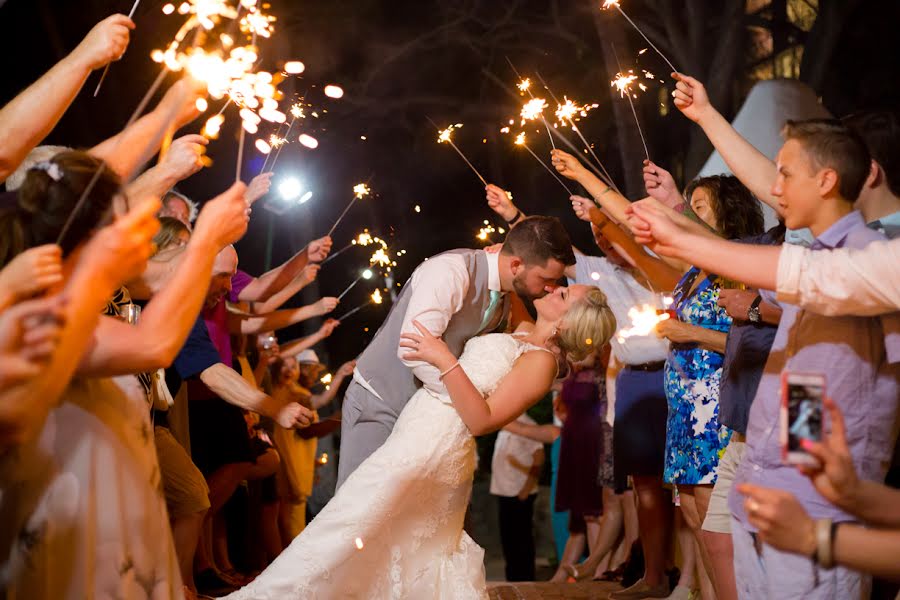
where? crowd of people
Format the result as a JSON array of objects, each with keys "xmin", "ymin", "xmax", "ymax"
[{"xmin": 1, "ymin": 9, "xmax": 899, "ymax": 600}]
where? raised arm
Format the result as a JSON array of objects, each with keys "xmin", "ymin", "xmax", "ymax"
[
  {"xmin": 77, "ymin": 183, "xmax": 249, "ymax": 376},
  {"xmin": 551, "ymin": 149, "xmax": 632, "ymax": 225},
  {"xmin": 125, "ymin": 134, "xmax": 208, "ymax": 202},
  {"xmin": 251, "ymin": 264, "xmax": 319, "ymax": 314},
  {"xmin": 0, "ymin": 196, "xmax": 157, "ymax": 448},
  {"xmin": 278, "ymin": 319, "xmax": 339, "ymax": 357},
  {"xmin": 570, "ymin": 195, "xmax": 683, "ymax": 290},
  {"xmin": 501, "ymin": 420, "xmax": 561, "ymax": 443},
  {"xmin": 311, "ymin": 361, "xmax": 355, "ymax": 409},
  {"xmin": 672, "ymin": 73, "xmax": 781, "ymax": 214},
  {"xmin": 0, "ymin": 14, "xmax": 134, "ymax": 182},
  {"xmin": 232, "ymin": 297, "xmax": 338, "ymax": 335}
]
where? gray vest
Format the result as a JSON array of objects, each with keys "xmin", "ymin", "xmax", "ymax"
[{"xmin": 355, "ymin": 249, "xmax": 500, "ymax": 416}]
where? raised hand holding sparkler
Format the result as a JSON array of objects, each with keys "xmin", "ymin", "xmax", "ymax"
[
  {"xmin": 428, "ymin": 119, "xmax": 487, "ymax": 186},
  {"xmin": 670, "ymin": 73, "xmax": 713, "ymax": 124},
  {"xmin": 611, "ymin": 71, "xmax": 650, "ymax": 162},
  {"xmin": 92, "ymin": 8, "xmax": 139, "ymax": 97}
]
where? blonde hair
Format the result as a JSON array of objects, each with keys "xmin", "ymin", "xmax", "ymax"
[
  {"xmin": 152, "ymin": 216, "xmax": 191, "ymax": 254},
  {"xmin": 556, "ymin": 287, "xmax": 616, "ymax": 362}
]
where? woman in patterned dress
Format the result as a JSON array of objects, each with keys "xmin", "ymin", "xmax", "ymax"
[{"xmin": 655, "ymin": 175, "xmax": 764, "ymax": 600}]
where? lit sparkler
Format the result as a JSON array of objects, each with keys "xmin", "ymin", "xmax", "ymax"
[
  {"xmin": 517, "ymin": 78, "xmax": 531, "ymax": 93},
  {"xmin": 337, "ymin": 289, "xmax": 385, "ymax": 322},
  {"xmin": 514, "ymin": 132, "xmax": 574, "ymax": 195},
  {"xmin": 602, "ymin": 0, "xmax": 678, "ymax": 74},
  {"xmin": 337, "ymin": 269, "xmax": 374, "ymax": 301},
  {"xmin": 320, "ymin": 373, "xmax": 333, "ymax": 385},
  {"xmin": 616, "ymin": 304, "xmax": 670, "ymax": 343},
  {"xmin": 327, "ymin": 182, "xmax": 374, "ymax": 237},
  {"xmin": 611, "ymin": 64, "xmax": 651, "ymax": 162},
  {"xmin": 430, "ymin": 120, "xmax": 487, "ymax": 186},
  {"xmin": 520, "ymin": 98, "xmax": 548, "ymax": 125}
]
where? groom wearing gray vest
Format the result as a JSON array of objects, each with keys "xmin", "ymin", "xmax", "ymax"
[{"xmin": 337, "ymin": 216, "xmax": 576, "ymax": 488}]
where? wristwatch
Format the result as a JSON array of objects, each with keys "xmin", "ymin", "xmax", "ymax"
[
  {"xmin": 747, "ymin": 294, "xmax": 763, "ymax": 323},
  {"xmin": 506, "ymin": 209, "xmax": 524, "ymax": 226}
]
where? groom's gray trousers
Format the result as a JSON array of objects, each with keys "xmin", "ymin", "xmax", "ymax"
[{"xmin": 336, "ymin": 379, "xmax": 399, "ymax": 489}]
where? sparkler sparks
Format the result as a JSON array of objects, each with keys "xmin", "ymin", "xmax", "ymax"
[
  {"xmin": 514, "ymin": 132, "xmax": 574, "ymax": 195},
  {"xmin": 517, "ymin": 78, "xmax": 532, "ymax": 93},
  {"xmin": 616, "ymin": 304, "xmax": 670, "ymax": 342},
  {"xmin": 371, "ymin": 289, "xmax": 383, "ymax": 305},
  {"xmin": 353, "ymin": 183, "xmax": 371, "ymax": 199},
  {"xmin": 290, "ymin": 103, "xmax": 305, "ymax": 119},
  {"xmin": 320, "ymin": 373, "xmax": 333, "ymax": 385},
  {"xmin": 369, "ymin": 248, "xmax": 391, "ymax": 268},
  {"xmin": 601, "ymin": 0, "xmax": 678, "ymax": 73},
  {"xmin": 520, "ymin": 98, "xmax": 548, "ymax": 124},
  {"xmin": 430, "ymin": 120, "xmax": 487, "ymax": 186},
  {"xmin": 611, "ymin": 72, "xmax": 639, "ymax": 97}
]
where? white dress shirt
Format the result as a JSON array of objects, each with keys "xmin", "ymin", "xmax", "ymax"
[
  {"xmin": 374, "ymin": 250, "xmax": 503, "ymax": 397},
  {"xmin": 490, "ymin": 414, "xmax": 544, "ymax": 497},
  {"xmin": 776, "ymin": 238, "xmax": 900, "ymax": 317},
  {"xmin": 569, "ymin": 254, "xmax": 669, "ymax": 366}
]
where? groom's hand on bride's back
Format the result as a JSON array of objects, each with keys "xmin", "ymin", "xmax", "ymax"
[{"xmin": 276, "ymin": 402, "xmax": 315, "ymax": 429}]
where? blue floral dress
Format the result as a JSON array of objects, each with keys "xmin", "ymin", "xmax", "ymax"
[{"xmin": 663, "ymin": 267, "xmax": 733, "ymax": 485}]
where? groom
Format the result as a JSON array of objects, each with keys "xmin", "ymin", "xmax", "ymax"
[{"xmin": 337, "ymin": 215, "xmax": 576, "ymax": 487}]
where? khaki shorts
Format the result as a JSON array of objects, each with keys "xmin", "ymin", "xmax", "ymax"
[
  {"xmin": 701, "ymin": 438, "xmax": 746, "ymax": 534},
  {"xmin": 155, "ymin": 426, "xmax": 211, "ymax": 518}
]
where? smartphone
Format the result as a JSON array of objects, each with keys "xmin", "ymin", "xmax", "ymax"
[{"xmin": 780, "ymin": 371, "xmax": 825, "ymax": 466}]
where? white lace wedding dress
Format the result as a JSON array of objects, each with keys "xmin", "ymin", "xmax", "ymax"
[{"xmin": 222, "ymin": 333, "xmax": 548, "ymax": 600}]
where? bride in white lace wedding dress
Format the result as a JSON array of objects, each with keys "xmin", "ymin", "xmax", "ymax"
[{"xmin": 222, "ymin": 285, "xmax": 616, "ymax": 600}]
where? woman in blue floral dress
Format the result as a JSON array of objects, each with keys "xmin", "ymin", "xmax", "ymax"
[{"xmin": 654, "ymin": 175, "xmax": 763, "ymax": 598}]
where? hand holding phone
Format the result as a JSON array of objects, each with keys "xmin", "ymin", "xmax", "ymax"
[{"xmin": 781, "ymin": 371, "xmax": 825, "ymax": 466}]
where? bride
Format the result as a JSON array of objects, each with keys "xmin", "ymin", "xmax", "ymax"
[{"xmin": 222, "ymin": 284, "xmax": 616, "ymax": 599}]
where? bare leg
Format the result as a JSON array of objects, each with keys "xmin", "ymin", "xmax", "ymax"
[
  {"xmin": 702, "ymin": 529, "xmax": 737, "ymax": 600},
  {"xmin": 213, "ymin": 510, "xmax": 235, "ymax": 573},
  {"xmin": 673, "ymin": 507, "xmax": 697, "ymax": 590},
  {"xmin": 171, "ymin": 508, "xmax": 207, "ymax": 591},
  {"xmin": 549, "ymin": 532, "xmax": 586, "ymax": 582},
  {"xmin": 633, "ymin": 475, "xmax": 671, "ymax": 587},
  {"xmin": 679, "ymin": 486, "xmax": 717, "ymax": 600},
  {"xmin": 260, "ymin": 500, "xmax": 283, "ymax": 562},
  {"xmin": 572, "ymin": 489, "xmax": 623, "ymax": 581},
  {"xmin": 618, "ymin": 490, "xmax": 639, "ymax": 566}
]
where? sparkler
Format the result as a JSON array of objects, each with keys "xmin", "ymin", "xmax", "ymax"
[
  {"xmin": 602, "ymin": 0, "xmax": 678, "ymax": 74},
  {"xmin": 337, "ymin": 269, "xmax": 374, "ymax": 302},
  {"xmin": 261, "ymin": 101, "xmax": 308, "ymax": 174},
  {"xmin": 616, "ymin": 304, "xmax": 670, "ymax": 342},
  {"xmin": 326, "ymin": 183, "xmax": 371, "ymax": 237},
  {"xmin": 514, "ymin": 132, "xmax": 574, "ymax": 195},
  {"xmin": 476, "ymin": 220, "xmax": 506, "ymax": 243},
  {"xmin": 93, "ymin": 0, "xmax": 143, "ymax": 97},
  {"xmin": 337, "ymin": 289, "xmax": 384, "ymax": 322},
  {"xmin": 506, "ymin": 57, "xmax": 555, "ymax": 149},
  {"xmin": 428, "ymin": 118, "xmax": 487, "ymax": 186},
  {"xmin": 610, "ymin": 42, "xmax": 651, "ymax": 163}
]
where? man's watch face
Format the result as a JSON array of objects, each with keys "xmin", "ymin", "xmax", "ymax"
[{"xmin": 748, "ymin": 307, "xmax": 761, "ymax": 323}]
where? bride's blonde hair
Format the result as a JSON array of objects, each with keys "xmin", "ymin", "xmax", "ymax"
[{"xmin": 556, "ymin": 287, "xmax": 616, "ymax": 362}]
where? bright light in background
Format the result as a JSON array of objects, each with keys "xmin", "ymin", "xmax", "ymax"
[
  {"xmin": 298, "ymin": 134, "xmax": 318, "ymax": 149},
  {"xmin": 284, "ymin": 61, "xmax": 305, "ymax": 74},
  {"xmin": 278, "ymin": 177, "xmax": 304, "ymax": 200},
  {"xmin": 324, "ymin": 85, "xmax": 344, "ymax": 99},
  {"xmin": 299, "ymin": 190, "xmax": 313, "ymax": 204}
]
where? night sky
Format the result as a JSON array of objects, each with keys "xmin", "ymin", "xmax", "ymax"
[{"xmin": 2, "ymin": 0, "xmax": 899, "ymax": 367}]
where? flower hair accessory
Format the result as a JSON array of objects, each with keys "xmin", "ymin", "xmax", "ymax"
[{"xmin": 33, "ymin": 161, "xmax": 63, "ymax": 182}]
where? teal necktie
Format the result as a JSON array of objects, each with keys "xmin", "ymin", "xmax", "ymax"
[{"xmin": 479, "ymin": 290, "xmax": 503, "ymax": 331}]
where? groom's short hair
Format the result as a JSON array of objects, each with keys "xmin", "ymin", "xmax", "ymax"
[{"xmin": 501, "ymin": 215, "xmax": 575, "ymax": 266}]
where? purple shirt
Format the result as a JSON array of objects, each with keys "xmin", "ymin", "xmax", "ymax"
[
  {"xmin": 730, "ymin": 211, "xmax": 900, "ymax": 526},
  {"xmin": 202, "ymin": 269, "xmax": 254, "ymax": 365}
]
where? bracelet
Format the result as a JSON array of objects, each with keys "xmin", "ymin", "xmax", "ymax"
[
  {"xmin": 815, "ymin": 518, "xmax": 834, "ymax": 568},
  {"xmin": 439, "ymin": 361, "xmax": 461, "ymax": 380},
  {"xmin": 506, "ymin": 210, "xmax": 523, "ymax": 225},
  {"xmin": 600, "ymin": 186, "xmax": 614, "ymax": 195}
]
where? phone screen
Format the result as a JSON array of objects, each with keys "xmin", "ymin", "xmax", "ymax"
[{"xmin": 781, "ymin": 371, "xmax": 825, "ymax": 465}]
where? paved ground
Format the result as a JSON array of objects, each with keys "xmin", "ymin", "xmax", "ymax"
[{"xmin": 488, "ymin": 581, "xmax": 621, "ymax": 599}]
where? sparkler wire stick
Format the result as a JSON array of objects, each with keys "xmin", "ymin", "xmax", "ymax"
[
  {"xmin": 612, "ymin": 45, "xmax": 651, "ymax": 162},
  {"xmin": 426, "ymin": 117, "xmax": 488, "ymax": 186},
  {"xmin": 264, "ymin": 117, "xmax": 296, "ymax": 173},
  {"xmin": 93, "ymin": 0, "xmax": 142, "ymax": 97},
  {"xmin": 327, "ymin": 197, "xmax": 358, "ymax": 238},
  {"xmin": 506, "ymin": 58, "xmax": 555, "ymax": 150},
  {"xmin": 58, "ymin": 66, "xmax": 169, "ymax": 244},
  {"xmin": 608, "ymin": 3, "xmax": 678, "ymax": 74},
  {"xmin": 534, "ymin": 72, "xmax": 620, "ymax": 194},
  {"xmin": 337, "ymin": 275, "xmax": 365, "ymax": 301},
  {"xmin": 518, "ymin": 141, "xmax": 574, "ymax": 195},
  {"xmin": 236, "ymin": 127, "xmax": 245, "ymax": 182},
  {"xmin": 337, "ymin": 300, "xmax": 371, "ymax": 321},
  {"xmin": 321, "ymin": 242, "xmax": 354, "ymax": 265}
]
